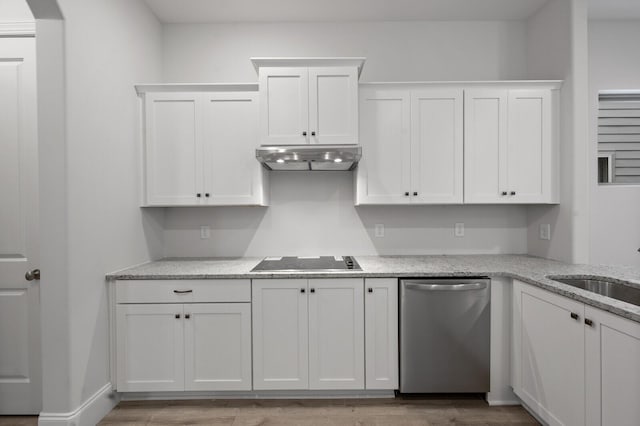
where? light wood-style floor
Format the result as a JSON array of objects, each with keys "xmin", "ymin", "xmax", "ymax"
[{"xmin": 0, "ymin": 397, "xmax": 540, "ymax": 425}]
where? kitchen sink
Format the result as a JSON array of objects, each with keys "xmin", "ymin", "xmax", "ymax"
[{"xmin": 548, "ymin": 276, "xmax": 640, "ymax": 306}]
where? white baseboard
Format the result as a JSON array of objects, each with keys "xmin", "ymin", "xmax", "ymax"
[
  {"xmin": 121, "ymin": 389, "xmax": 396, "ymax": 401},
  {"xmin": 38, "ymin": 383, "xmax": 119, "ymax": 426},
  {"xmin": 486, "ymin": 399, "xmax": 521, "ymax": 406}
]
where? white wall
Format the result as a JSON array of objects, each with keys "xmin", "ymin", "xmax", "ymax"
[
  {"xmin": 161, "ymin": 20, "xmax": 530, "ymax": 257},
  {"xmin": 35, "ymin": 0, "xmax": 165, "ymax": 415},
  {"xmin": 162, "ymin": 21, "xmax": 527, "ymax": 83},
  {"xmin": 0, "ymin": 0, "xmax": 33, "ymax": 22},
  {"xmin": 589, "ymin": 20, "xmax": 640, "ymax": 267},
  {"xmin": 525, "ymin": 0, "xmax": 590, "ymax": 264},
  {"xmin": 164, "ymin": 173, "xmax": 528, "ymax": 257}
]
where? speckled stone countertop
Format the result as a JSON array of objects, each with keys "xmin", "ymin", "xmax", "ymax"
[{"xmin": 107, "ymin": 255, "xmax": 640, "ymax": 323}]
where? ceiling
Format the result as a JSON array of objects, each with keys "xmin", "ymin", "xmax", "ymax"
[
  {"xmin": 143, "ymin": 0, "xmax": 552, "ymax": 24},
  {"xmin": 589, "ymin": 0, "xmax": 640, "ymax": 20}
]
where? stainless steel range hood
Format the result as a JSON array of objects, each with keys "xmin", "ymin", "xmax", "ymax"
[{"xmin": 256, "ymin": 145, "xmax": 362, "ymax": 171}]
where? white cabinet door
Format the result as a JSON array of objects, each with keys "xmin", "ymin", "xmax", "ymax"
[
  {"xmin": 259, "ymin": 67, "xmax": 309, "ymax": 145},
  {"xmin": 364, "ymin": 279, "xmax": 398, "ymax": 390},
  {"xmin": 308, "ymin": 67, "xmax": 358, "ymax": 145},
  {"xmin": 116, "ymin": 304, "xmax": 185, "ymax": 392},
  {"xmin": 145, "ymin": 92, "xmax": 203, "ymax": 206},
  {"xmin": 202, "ymin": 92, "xmax": 265, "ymax": 205},
  {"xmin": 184, "ymin": 303, "xmax": 252, "ymax": 391},
  {"xmin": 411, "ymin": 89, "xmax": 463, "ymax": 204},
  {"xmin": 308, "ymin": 279, "xmax": 364, "ymax": 390},
  {"xmin": 507, "ymin": 90, "xmax": 553, "ymax": 203},
  {"xmin": 464, "ymin": 89, "xmax": 508, "ymax": 203},
  {"xmin": 512, "ymin": 281, "xmax": 585, "ymax": 426},
  {"xmin": 356, "ymin": 88, "xmax": 411, "ymax": 204},
  {"xmin": 585, "ymin": 306, "xmax": 640, "ymax": 426},
  {"xmin": 252, "ymin": 279, "xmax": 309, "ymax": 390}
]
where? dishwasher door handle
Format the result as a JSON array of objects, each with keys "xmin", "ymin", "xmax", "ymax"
[{"xmin": 404, "ymin": 282, "xmax": 487, "ymax": 291}]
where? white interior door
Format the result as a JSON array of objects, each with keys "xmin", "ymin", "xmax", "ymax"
[
  {"xmin": 0, "ymin": 37, "xmax": 41, "ymax": 415},
  {"xmin": 410, "ymin": 89, "xmax": 464, "ymax": 204},
  {"xmin": 308, "ymin": 279, "xmax": 364, "ymax": 390},
  {"xmin": 356, "ymin": 88, "xmax": 411, "ymax": 204}
]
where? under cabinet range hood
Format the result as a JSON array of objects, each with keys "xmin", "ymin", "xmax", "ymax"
[{"xmin": 256, "ymin": 145, "xmax": 362, "ymax": 171}]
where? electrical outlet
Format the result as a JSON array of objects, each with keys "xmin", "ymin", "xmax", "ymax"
[
  {"xmin": 539, "ymin": 224, "xmax": 551, "ymax": 240},
  {"xmin": 200, "ymin": 225, "xmax": 211, "ymax": 239},
  {"xmin": 374, "ymin": 223, "xmax": 385, "ymax": 238},
  {"xmin": 454, "ymin": 222, "xmax": 465, "ymax": 237}
]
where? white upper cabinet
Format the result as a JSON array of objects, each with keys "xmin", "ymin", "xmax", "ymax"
[
  {"xmin": 253, "ymin": 58, "xmax": 364, "ymax": 145},
  {"xmin": 356, "ymin": 85, "xmax": 463, "ymax": 204},
  {"xmin": 145, "ymin": 92, "xmax": 203, "ymax": 206},
  {"xmin": 357, "ymin": 89, "xmax": 411, "ymax": 204},
  {"xmin": 308, "ymin": 67, "xmax": 359, "ymax": 144},
  {"xmin": 464, "ymin": 89, "xmax": 508, "ymax": 204},
  {"xmin": 259, "ymin": 67, "xmax": 309, "ymax": 145},
  {"xmin": 140, "ymin": 85, "xmax": 268, "ymax": 207},
  {"xmin": 410, "ymin": 89, "xmax": 464, "ymax": 203},
  {"xmin": 465, "ymin": 86, "xmax": 559, "ymax": 204},
  {"xmin": 202, "ymin": 92, "xmax": 265, "ymax": 205}
]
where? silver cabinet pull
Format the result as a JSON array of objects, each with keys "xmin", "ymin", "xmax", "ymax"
[
  {"xmin": 25, "ymin": 269, "xmax": 40, "ymax": 281},
  {"xmin": 404, "ymin": 282, "xmax": 487, "ymax": 291},
  {"xmin": 173, "ymin": 289, "xmax": 193, "ymax": 294}
]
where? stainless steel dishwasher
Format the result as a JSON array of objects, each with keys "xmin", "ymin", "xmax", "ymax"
[{"xmin": 399, "ymin": 278, "xmax": 491, "ymax": 393}]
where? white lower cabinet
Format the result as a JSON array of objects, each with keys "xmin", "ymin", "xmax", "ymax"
[
  {"xmin": 184, "ymin": 303, "xmax": 252, "ymax": 391},
  {"xmin": 364, "ymin": 279, "xmax": 398, "ymax": 390},
  {"xmin": 513, "ymin": 280, "xmax": 640, "ymax": 426},
  {"xmin": 252, "ymin": 278, "xmax": 366, "ymax": 390},
  {"xmin": 116, "ymin": 304, "xmax": 186, "ymax": 392},
  {"xmin": 308, "ymin": 279, "xmax": 364, "ymax": 390},
  {"xmin": 585, "ymin": 305, "xmax": 640, "ymax": 426},
  {"xmin": 114, "ymin": 279, "xmax": 253, "ymax": 392},
  {"xmin": 117, "ymin": 303, "xmax": 252, "ymax": 392},
  {"xmin": 512, "ymin": 280, "xmax": 585, "ymax": 426},
  {"xmin": 252, "ymin": 279, "xmax": 309, "ymax": 390}
]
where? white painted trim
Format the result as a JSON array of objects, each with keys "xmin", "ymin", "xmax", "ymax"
[
  {"xmin": 361, "ymin": 80, "xmax": 563, "ymax": 89},
  {"xmin": 38, "ymin": 384, "xmax": 119, "ymax": 426},
  {"xmin": 250, "ymin": 57, "xmax": 366, "ymax": 77},
  {"xmin": 486, "ymin": 398, "xmax": 522, "ymax": 406},
  {"xmin": 134, "ymin": 83, "xmax": 259, "ymax": 95},
  {"xmin": 0, "ymin": 22, "xmax": 36, "ymax": 37},
  {"xmin": 121, "ymin": 389, "xmax": 395, "ymax": 401}
]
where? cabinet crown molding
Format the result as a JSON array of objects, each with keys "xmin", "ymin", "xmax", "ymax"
[
  {"xmin": 135, "ymin": 83, "xmax": 259, "ymax": 95},
  {"xmin": 251, "ymin": 57, "xmax": 366, "ymax": 77}
]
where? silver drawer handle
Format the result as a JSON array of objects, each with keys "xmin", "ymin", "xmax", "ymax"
[
  {"xmin": 405, "ymin": 282, "xmax": 487, "ymax": 291},
  {"xmin": 173, "ymin": 289, "xmax": 193, "ymax": 294}
]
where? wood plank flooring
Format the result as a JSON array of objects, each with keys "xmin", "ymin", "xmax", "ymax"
[
  {"xmin": 100, "ymin": 397, "xmax": 538, "ymax": 425},
  {"xmin": 0, "ymin": 397, "xmax": 539, "ymax": 425}
]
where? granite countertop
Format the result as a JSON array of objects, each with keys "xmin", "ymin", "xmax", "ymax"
[{"xmin": 107, "ymin": 255, "xmax": 640, "ymax": 323}]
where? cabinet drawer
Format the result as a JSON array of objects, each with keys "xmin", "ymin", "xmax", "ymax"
[{"xmin": 115, "ymin": 280, "xmax": 250, "ymax": 303}]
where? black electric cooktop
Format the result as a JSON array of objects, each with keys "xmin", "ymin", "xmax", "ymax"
[{"xmin": 251, "ymin": 256, "xmax": 362, "ymax": 272}]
